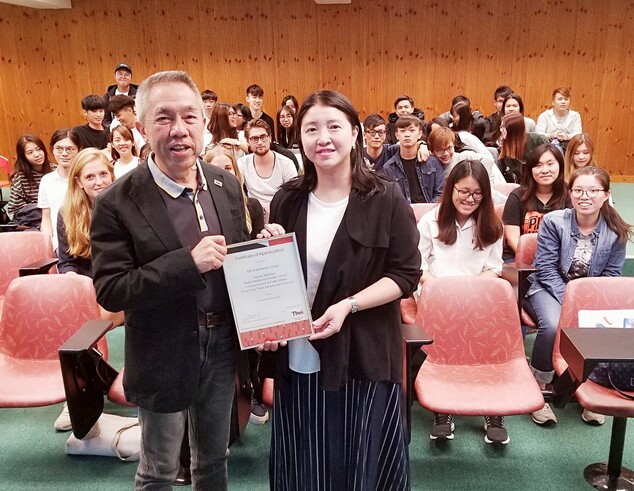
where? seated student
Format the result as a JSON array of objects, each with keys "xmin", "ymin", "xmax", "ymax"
[
  {"xmin": 276, "ymin": 105, "xmax": 299, "ymax": 149},
  {"xmin": 417, "ymin": 160, "xmax": 507, "ymax": 443},
  {"xmin": 6, "ymin": 134, "xmax": 52, "ymax": 229},
  {"xmin": 502, "ymin": 143, "xmax": 571, "ymax": 261},
  {"xmin": 103, "ymin": 63, "xmax": 138, "ymax": 126},
  {"xmin": 362, "ymin": 113, "xmax": 399, "ymax": 172},
  {"xmin": 201, "ymin": 89, "xmax": 218, "ymax": 148},
  {"xmin": 563, "ymin": 132, "xmax": 597, "ymax": 182},
  {"xmin": 245, "ymin": 84, "xmax": 275, "ymax": 135},
  {"xmin": 502, "ymin": 93, "xmax": 536, "ymax": 133},
  {"xmin": 535, "ymin": 87, "xmax": 582, "ymax": 150},
  {"xmin": 525, "ymin": 166, "xmax": 631, "ymax": 426},
  {"xmin": 233, "ymin": 102, "xmax": 252, "ymax": 134},
  {"xmin": 208, "ymin": 102, "xmax": 248, "ymax": 156},
  {"xmin": 54, "ymin": 148, "xmax": 122, "ymax": 432},
  {"xmin": 107, "ymin": 95, "xmax": 146, "ymax": 153},
  {"xmin": 281, "ymin": 94, "xmax": 299, "ymax": 114},
  {"xmin": 484, "ymin": 85, "xmax": 513, "ymax": 147},
  {"xmin": 381, "ymin": 115, "xmax": 444, "ymax": 203},
  {"xmin": 385, "ymin": 95, "xmax": 426, "ymax": 144},
  {"xmin": 498, "ymin": 113, "xmax": 548, "ymax": 183},
  {"xmin": 449, "ymin": 97, "xmax": 486, "ymax": 142},
  {"xmin": 38, "ymin": 128, "xmax": 81, "ymax": 251},
  {"xmin": 426, "ymin": 126, "xmax": 496, "ymax": 180},
  {"xmin": 237, "ymin": 119, "xmax": 298, "ymax": 207},
  {"xmin": 110, "ymin": 126, "xmax": 140, "ymax": 179},
  {"xmin": 73, "ymin": 95, "xmax": 109, "ymax": 150}
]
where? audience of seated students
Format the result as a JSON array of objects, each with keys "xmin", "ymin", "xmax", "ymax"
[
  {"xmin": 6, "ymin": 134, "xmax": 52, "ymax": 229},
  {"xmin": 563, "ymin": 132, "xmax": 596, "ymax": 182},
  {"xmin": 38, "ymin": 128, "xmax": 81, "ymax": 252},
  {"xmin": 501, "ymin": 143, "xmax": 571, "ymax": 261},
  {"xmin": 381, "ymin": 115, "xmax": 444, "ymax": 203},
  {"xmin": 201, "ymin": 89, "xmax": 218, "ymax": 148},
  {"xmin": 207, "ymin": 102, "xmax": 248, "ymax": 156},
  {"xmin": 103, "ymin": 63, "xmax": 138, "ymax": 126},
  {"xmin": 385, "ymin": 95, "xmax": 426, "ymax": 144},
  {"xmin": 54, "ymin": 148, "xmax": 122, "ymax": 432},
  {"xmin": 502, "ymin": 93, "xmax": 536, "ymax": 133},
  {"xmin": 106, "ymin": 95, "xmax": 145, "ymax": 153},
  {"xmin": 449, "ymin": 97, "xmax": 486, "ymax": 142},
  {"xmin": 245, "ymin": 84, "xmax": 275, "ymax": 135},
  {"xmin": 276, "ymin": 105, "xmax": 299, "ymax": 149},
  {"xmin": 536, "ymin": 86, "xmax": 582, "ymax": 150},
  {"xmin": 426, "ymin": 126, "xmax": 497, "ymax": 183},
  {"xmin": 237, "ymin": 119, "xmax": 298, "ymax": 208},
  {"xmin": 281, "ymin": 94, "xmax": 299, "ymax": 114},
  {"xmin": 73, "ymin": 95, "xmax": 109, "ymax": 150},
  {"xmin": 417, "ymin": 160, "xmax": 508, "ymax": 444},
  {"xmin": 498, "ymin": 113, "xmax": 549, "ymax": 183},
  {"xmin": 524, "ymin": 166, "xmax": 632, "ymax": 427},
  {"xmin": 484, "ymin": 85, "xmax": 513, "ymax": 147},
  {"xmin": 110, "ymin": 125, "xmax": 140, "ymax": 179}
]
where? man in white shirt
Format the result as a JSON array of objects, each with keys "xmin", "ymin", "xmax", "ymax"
[{"xmin": 238, "ymin": 119, "xmax": 297, "ymax": 207}]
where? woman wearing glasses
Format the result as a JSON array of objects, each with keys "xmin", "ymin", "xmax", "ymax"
[
  {"xmin": 502, "ymin": 143, "xmax": 570, "ymax": 261},
  {"xmin": 276, "ymin": 105, "xmax": 299, "ymax": 149},
  {"xmin": 417, "ymin": 160, "xmax": 508, "ymax": 443},
  {"xmin": 207, "ymin": 102, "xmax": 248, "ymax": 156},
  {"xmin": 37, "ymin": 128, "xmax": 82, "ymax": 252},
  {"xmin": 525, "ymin": 166, "xmax": 631, "ymax": 426}
]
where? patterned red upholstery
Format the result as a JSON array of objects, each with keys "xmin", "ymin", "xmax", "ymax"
[
  {"xmin": 553, "ymin": 277, "xmax": 634, "ymax": 416},
  {"xmin": 414, "ymin": 277, "xmax": 544, "ymax": 415},
  {"xmin": 516, "ymin": 233, "xmax": 538, "ymax": 327},
  {"xmin": 108, "ymin": 368, "xmax": 135, "ymax": 407},
  {"xmin": 0, "ymin": 275, "xmax": 107, "ymax": 407},
  {"xmin": 410, "ymin": 203, "xmax": 437, "ymax": 223},
  {"xmin": 262, "ymin": 377, "xmax": 274, "ymax": 407},
  {"xmin": 492, "ymin": 182, "xmax": 520, "ymax": 196},
  {"xmin": 0, "ymin": 232, "xmax": 55, "ymax": 318}
]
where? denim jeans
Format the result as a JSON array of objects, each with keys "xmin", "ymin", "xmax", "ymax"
[
  {"xmin": 135, "ymin": 323, "xmax": 237, "ymax": 490},
  {"xmin": 524, "ymin": 289, "xmax": 562, "ymax": 384}
]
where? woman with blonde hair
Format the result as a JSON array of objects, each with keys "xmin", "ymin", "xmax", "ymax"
[{"xmin": 563, "ymin": 133, "xmax": 596, "ymax": 182}]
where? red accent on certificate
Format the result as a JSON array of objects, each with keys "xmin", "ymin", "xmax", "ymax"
[{"xmin": 222, "ymin": 233, "xmax": 314, "ymax": 350}]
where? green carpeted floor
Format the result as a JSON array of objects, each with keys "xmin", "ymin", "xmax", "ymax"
[{"xmin": 1, "ymin": 328, "xmax": 633, "ymax": 490}]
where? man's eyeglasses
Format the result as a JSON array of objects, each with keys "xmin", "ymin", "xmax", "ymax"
[
  {"xmin": 454, "ymin": 187, "xmax": 483, "ymax": 201},
  {"xmin": 248, "ymin": 134, "xmax": 270, "ymax": 144},
  {"xmin": 53, "ymin": 146, "xmax": 78, "ymax": 154},
  {"xmin": 366, "ymin": 130, "xmax": 386, "ymax": 138},
  {"xmin": 570, "ymin": 188, "xmax": 604, "ymax": 199}
]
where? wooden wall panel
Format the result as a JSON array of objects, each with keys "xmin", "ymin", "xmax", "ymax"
[{"xmin": 0, "ymin": 0, "xmax": 633, "ymax": 177}]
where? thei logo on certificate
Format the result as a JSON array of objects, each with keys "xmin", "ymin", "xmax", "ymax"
[{"xmin": 222, "ymin": 233, "xmax": 314, "ymax": 349}]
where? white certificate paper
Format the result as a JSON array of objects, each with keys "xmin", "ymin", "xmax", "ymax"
[{"xmin": 223, "ymin": 233, "xmax": 313, "ymax": 349}]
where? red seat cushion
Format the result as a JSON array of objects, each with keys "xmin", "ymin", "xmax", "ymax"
[
  {"xmin": 0, "ymin": 355, "xmax": 66, "ymax": 406},
  {"xmin": 107, "ymin": 368, "xmax": 135, "ymax": 407}
]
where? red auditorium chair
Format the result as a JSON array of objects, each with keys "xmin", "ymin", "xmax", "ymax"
[
  {"xmin": 413, "ymin": 277, "xmax": 543, "ymax": 422},
  {"xmin": 0, "ymin": 274, "xmax": 108, "ymax": 408},
  {"xmin": 553, "ymin": 277, "xmax": 634, "ymax": 489},
  {"xmin": 492, "ymin": 182, "xmax": 520, "ymax": 196}
]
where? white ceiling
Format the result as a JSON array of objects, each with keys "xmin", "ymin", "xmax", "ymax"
[{"xmin": 0, "ymin": 0, "xmax": 71, "ymax": 8}]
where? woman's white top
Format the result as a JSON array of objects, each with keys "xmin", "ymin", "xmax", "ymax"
[
  {"xmin": 113, "ymin": 156, "xmax": 140, "ymax": 179},
  {"xmin": 289, "ymin": 192, "xmax": 349, "ymax": 374}
]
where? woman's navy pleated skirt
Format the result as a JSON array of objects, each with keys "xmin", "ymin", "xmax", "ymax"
[{"xmin": 270, "ymin": 371, "xmax": 410, "ymax": 491}]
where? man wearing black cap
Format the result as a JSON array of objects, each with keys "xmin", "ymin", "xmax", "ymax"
[{"xmin": 103, "ymin": 63, "xmax": 139, "ymax": 126}]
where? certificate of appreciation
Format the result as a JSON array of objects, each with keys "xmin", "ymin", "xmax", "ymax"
[{"xmin": 223, "ymin": 233, "xmax": 314, "ymax": 349}]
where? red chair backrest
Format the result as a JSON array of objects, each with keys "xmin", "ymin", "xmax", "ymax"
[
  {"xmin": 492, "ymin": 182, "xmax": 520, "ymax": 196},
  {"xmin": 553, "ymin": 277, "xmax": 634, "ymax": 373},
  {"xmin": 0, "ymin": 274, "xmax": 107, "ymax": 360},
  {"xmin": 515, "ymin": 233, "xmax": 538, "ymax": 266},
  {"xmin": 415, "ymin": 276, "xmax": 524, "ymax": 365},
  {"xmin": 0, "ymin": 231, "xmax": 55, "ymax": 296},
  {"xmin": 411, "ymin": 203, "xmax": 438, "ymax": 223}
]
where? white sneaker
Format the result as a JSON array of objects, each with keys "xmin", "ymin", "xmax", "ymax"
[
  {"xmin": 582, "ymin": 408, "xmax": 605, "ymax": 426},
  {"xmin": 531, "ymin": 403, "xmax": 557, "ymax": 425},
  {"xmin": 54, "ymin": 402, "xmax": 72, "ymax": 431}
]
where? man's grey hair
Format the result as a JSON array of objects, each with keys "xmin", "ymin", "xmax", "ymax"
[{"xmin": 136, "ymin": 70, "xmax": 204, "ymax": 125}]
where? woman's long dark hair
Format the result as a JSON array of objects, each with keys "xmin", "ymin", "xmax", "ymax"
[
  {"xmin": 436, "ymin": 160, "xmax": 503, "ymax": 249},
  {"xmin": 208, "ymin": 102, "xmax": 238, "ymax": 142},
  {"xmin": 287, "ymin": 90, "xmax": 382, "ymax": 197},
  {"xmin": 569, "ymin": 166, "xmax": 632, "ymax": 244},
  {"xmin": 276, "ymin": 105, "xmax": 299, "ymax": 148},
  {"xmin": 499, "ymin": 113, "xmax": 526, "ymax": 160},
  {"xmin": 521, "ymin": 143, "xmax": 568, "ymax": 212},
  {"xmin": 11, "ymin": 134, "xmax": 52, "ymax": 183}
]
